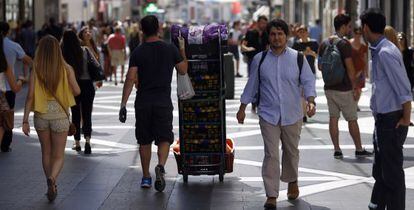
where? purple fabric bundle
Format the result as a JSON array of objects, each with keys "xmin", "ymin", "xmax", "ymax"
[{"xmin": 171, "ymin": 24, "xmax": 228, "ymax": 45}]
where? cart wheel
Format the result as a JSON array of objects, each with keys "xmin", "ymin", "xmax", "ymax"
[
  {"xmin": 183, "ymin": 174, "xmax": 188, "ymax": 183},
  {"xmin": 219, "ymin": 174, "xmax": 224, "ymax": 182}
]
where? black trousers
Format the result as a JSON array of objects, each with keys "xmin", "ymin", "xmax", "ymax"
[
  {"xmin": 71, "ymin": 80, "xmax": 95, "ymax": 141},
  {"xmin": 1, "ymin": 91, "xmax": 15, "ymax": 151},
  {"xmin": 247, "ymin": 59, "xmax": 253, "ymax": 77},
  {"xmin": 371, "ymin": 110, "xmax": 407, "ymax": 210}
]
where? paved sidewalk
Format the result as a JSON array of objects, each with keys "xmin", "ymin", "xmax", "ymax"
[{"xmin": 1, "ymin": 63, "xmax": 414, "ymax": 210}]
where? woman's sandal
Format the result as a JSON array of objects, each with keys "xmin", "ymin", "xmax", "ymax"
[{"xmin": 46, "ymin": 177, "xmax": 57, "ymax": 202}]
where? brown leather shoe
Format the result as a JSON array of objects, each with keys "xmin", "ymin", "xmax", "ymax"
[
  {"xmin": 287, "ymin": 181, "xmax": 299, "ymax": 200},
  {"xmin": 263, "ymin": 197, "xmax": 277, "ymax": 209}
]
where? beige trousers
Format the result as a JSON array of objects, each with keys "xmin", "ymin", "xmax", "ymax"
[{"xmin": 259, "ymin": 118, "xmax": 302, "ymax": 198}]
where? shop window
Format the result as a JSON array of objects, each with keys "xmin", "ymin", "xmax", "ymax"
[
  {"xmin": 5, "ymin": 0, "xmax": 19, "ymax": 22},
  {"xmin": 4, "ymin": 0, "xmax": 33, "ymax": 22},
  {"xmin": 0, "ymin": 0, "xmax": 4, "ymax": 21},
  {"xmin": 24, "ymin": 0, "xmax": 33, "ymax": 21}
]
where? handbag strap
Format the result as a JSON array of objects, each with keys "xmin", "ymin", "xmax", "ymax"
[{"xmin": 48, "ymin": 89, "xmax": 71, "ymax": 120}]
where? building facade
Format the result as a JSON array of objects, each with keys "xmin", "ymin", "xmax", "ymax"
[
  {"xmin": 0, "ymin": 0, "xmax": 59, "ymax": 31},
  {"xmin": 359, "ymin": 0, "xmax": 413, "ymax": 45},
  {"xmin": 281, "ymin": 0, "xmax": 322, "ymax": 26},
  {"xmin": 164, "ymin": 0, "xmax": 243, "ymax": 24}
]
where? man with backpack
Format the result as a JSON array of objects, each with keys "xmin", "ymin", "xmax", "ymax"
[
  {"xmin": 318, "ymin": 14, "xmax": 373, "ymax": 159},
  {"xmin": 237, "ymin": 19, "xmax": 316, "ymax": 209}
]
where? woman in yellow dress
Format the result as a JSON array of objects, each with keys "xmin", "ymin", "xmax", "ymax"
[{"xmin": 22, "ymin": 35, "xmax": 80, "ymax": 202}]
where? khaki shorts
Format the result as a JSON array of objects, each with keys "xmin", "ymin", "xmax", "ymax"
[
  {"xmin": 325, "ymin": 90, "xmax": 358, "ymax": 121},
  {"xmin": 110, "ymin": 50, "xmax": 125, "ymax": 66},
  {"xmin": 34, "ymin": 101, "xmax": 70, "ymax": 133}
]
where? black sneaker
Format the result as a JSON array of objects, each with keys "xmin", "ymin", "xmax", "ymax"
[
  {"xmin": 154, "ymin": 165, "xmax": 166, "ymax": 192},
  {"xmin": 334, "ymin": 150, "xmax": 343, "ymax": 159},
  {"xmin": 235, "ymin": 73, "xmax": 243, "ymax": 78},
  {"xmin": 84, "ymin": 143, "xmax": 92, "ymax": 155},
  {"xmin": 355, "ymin": 149, "xmax": 373, "ymax": 158},
  {"xmin": 1, "ymin": 147, "xmax": 11, "ymax": 152},
  {"xmin": 72, "ymin": 144, "xmax": 81, "ymax": 152}
]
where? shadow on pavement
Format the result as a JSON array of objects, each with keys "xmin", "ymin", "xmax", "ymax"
[
  {"xmin": 341, "ymin": 157, "xmax": 373, "ymax": 164},
  {"xmin": 91, "ymin": 130, "xmax": 113, "ymax": 137}
]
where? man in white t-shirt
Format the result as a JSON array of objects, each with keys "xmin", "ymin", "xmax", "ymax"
[
  {"xmin": 229, "ymin": 21, "xmax": 243, "ymax": 77},
  {"xmin": 0, "ymin": 21, "xmax": 32, "ymax": 152}
]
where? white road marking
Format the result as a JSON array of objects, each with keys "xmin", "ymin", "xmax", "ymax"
[
  {"xmin": 235, "ymin": 158, "xmax": 365, "ymax": 180},
  {"xmin": 64, "ymin": 148, "xmax": 137, "ymax": 153},
  {"xmin": 95, "ymin": 91, "xmax": 125, "ymax": 94},
  {"xmin": 235, "ymin": 157, "xmax": 414, "ymax": 200},
  {"xmin": 14, "ymin": 129, "xmax": 137, "ymax": 149},
  {"xmin": 227, "ymin": 130, "xmax": 262, "ymax": 138},
  {"xmin": 94, "ymin": 100, "xmax": 136, "ymax": 104},
  {"xmin": 276, "ymin": 179, "xmax": 371, "ymax": 202},
  {"xmin": 239, "ymin": 176, "xmax": 342, "ymax": 182},
  {"xmin": 235, "ymin": 144, "xmax": 414, "ymax": 150},
  {"xmin": 93, "ymin": 104, "xmax": 134, "ymax": 110}
]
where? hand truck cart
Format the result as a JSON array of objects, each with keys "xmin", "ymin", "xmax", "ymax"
[{"xmin": 173, "ymin": 26, "xmax": 232, "ymax": 183}]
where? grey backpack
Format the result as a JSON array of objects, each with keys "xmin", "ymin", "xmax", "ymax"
[{"xmin": 320, "ymin": 38, "xmax": 346, "ymax": 86}]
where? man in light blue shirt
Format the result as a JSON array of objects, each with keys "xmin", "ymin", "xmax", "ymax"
[
  {"xmin": 0, "ymin": 21, "xmax": 32, "ymax": 152},
  {"xmin": 309, "ymin": 19, "xmax": 322, "ymax": 44},
  {"xmin": 237, "ymin": 19, "xmax": 316, "ymax": 208},
  {"xmin": 360, "ymin": 9, "xmax": 412, "ymax": 210}
]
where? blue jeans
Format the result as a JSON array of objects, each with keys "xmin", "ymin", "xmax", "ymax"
[{"xmin": 371, "ymin": 110, "xmax": 407, "ymax": 210}]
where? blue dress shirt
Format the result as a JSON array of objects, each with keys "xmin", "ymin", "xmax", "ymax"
[
  {"xmin": 370, "ymin": 37, "xmax": 412, "ymax": 114},
  {"xmin": 240, "ymin": 47, "xmax": 317, "ymax": 126}
]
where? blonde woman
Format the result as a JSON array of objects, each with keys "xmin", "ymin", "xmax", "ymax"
[
  {"xmin": 22, "ymin": 35, "xmax": 80, "ymax": 202},
  {"xmin": 384, "ymin": 25, "xmax": 401, "ymax": 49}
]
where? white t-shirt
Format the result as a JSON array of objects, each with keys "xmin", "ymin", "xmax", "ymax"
[
  {"xmin": 229, "ymin": 29, "xmax": 242, "ymax": 43},
  {"xmin": 3, "ymin": 37, "xmax": 26, "ymax": 91}
]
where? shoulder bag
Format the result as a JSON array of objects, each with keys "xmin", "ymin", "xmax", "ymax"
[{"xmin": 85, "ymin": 48, "xmax": 105, "ymax": 81}]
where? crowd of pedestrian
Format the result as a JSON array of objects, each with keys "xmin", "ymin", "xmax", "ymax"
[
  {"xmin": 0, "ymin": 7, "xmax": 412, "ymax": 210},
  {"xmin": 235, "ymin": 9, "xmax": 410, "ymax": 209}
]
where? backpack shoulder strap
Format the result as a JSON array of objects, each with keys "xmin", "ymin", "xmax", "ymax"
[
  {"xmin": 297, "ymin": 51, "xmax": 304, "ymax": 84},
  {"xmin": 258, "ymin": 51, "xmax": 268, "ymax": 67},
  {"xmin": 332, "ymin": 37, "xmax": 343, "ymax": 46},
  {"xmin": 256, "ymin": 51, "xmax": 268, "ymax": 106}
]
